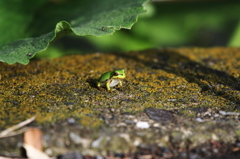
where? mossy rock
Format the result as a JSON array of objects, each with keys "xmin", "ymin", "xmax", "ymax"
[{"xmin": 1, "ymin": 47, "xmax": 240, "ymax": 157}]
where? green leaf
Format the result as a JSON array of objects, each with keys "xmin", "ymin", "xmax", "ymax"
[
  {"xmin": 229, "ymin": 21, "xmax": 240, "ymax": 47},
  {"xmin": 87, "ymin": 1, "xmax": 240, "ymax": 52},
  {"xmin": 0, "ymin": 32, "xmax": 55, "ymax": 65},
  {"xmin": 0, "ymin": 0, "xmax": 47, "ymax": 46},
  {"xmin": 0, "ymin": 0, "xmax": 148, "ymax": 65}
]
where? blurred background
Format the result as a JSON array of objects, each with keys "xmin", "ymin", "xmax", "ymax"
[{"xmin": 36, "ymin": 0, "xmax": 240, "ymax": 59}]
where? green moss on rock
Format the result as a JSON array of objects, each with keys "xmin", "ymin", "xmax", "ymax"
[{"xmin": 0, "ymin": 47, "xmax": 240, "ymax": 128}]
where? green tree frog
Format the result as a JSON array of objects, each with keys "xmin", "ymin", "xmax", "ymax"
[{"xmin": 97, "ymin": 69, "xmax": 126, "ymax": 92}]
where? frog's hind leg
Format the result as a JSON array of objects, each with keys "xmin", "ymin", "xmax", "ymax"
[{"xmin": 97, "ymin": 81, "xmax": 101, "ymax": 89}]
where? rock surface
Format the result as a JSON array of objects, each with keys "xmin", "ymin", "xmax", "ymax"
[{"xmin": 0, "ymin": 47, "xmax": 240, "ymax": 158}]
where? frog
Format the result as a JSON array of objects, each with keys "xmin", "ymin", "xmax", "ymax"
[{"xmin": 97, "ymin": 69, "xmax": 126, "ymax": 92}]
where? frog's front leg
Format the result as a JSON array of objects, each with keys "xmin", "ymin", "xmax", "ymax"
[
  {"xmin": 119, "ymin": 80, "xmax": 123, "ymax": 87},
  {"xmin": 106, "ymin": 80, "xmax": 112, "ymax": 92}
]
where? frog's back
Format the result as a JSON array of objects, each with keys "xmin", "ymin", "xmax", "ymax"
[{"xmin": 99, "ymin": 71, "xmax": 112, "ymax": 81}]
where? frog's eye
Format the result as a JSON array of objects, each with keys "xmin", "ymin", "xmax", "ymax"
[{"xmin": 113, "ymin": 72, "xmax": 119, "ymax": 76}]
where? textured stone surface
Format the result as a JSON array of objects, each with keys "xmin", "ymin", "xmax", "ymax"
[{"xmin": 0, "ymin": 47, "xmax": 240, "ymax": 158}]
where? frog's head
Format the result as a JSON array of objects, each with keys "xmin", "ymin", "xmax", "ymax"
[{"xmin": 111, "ymin": 69, "xmax": 126, "ymax": 79}]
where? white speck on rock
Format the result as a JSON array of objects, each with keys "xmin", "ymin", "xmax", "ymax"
[
  {"xmin": 117, "ymin": 122, "xmax": 127, "ymax": 127},
  {"xmin": 153, "ymin": 123, "xmax": 160, "ymax": 127},
  {"xmin": 92, "ymin": 136, "xmax": 104, "ymax": 148},
  {"xmin": 69, "ymin": 132, "xmax": 81, "ymax": 144},
  {"xmin": 119, "ymin": 133, "xmax": 130, "ymax": 142},
  {"xmin": 136, "ymin": 121, "xmax": 150, "ymax": 129},
  {"xmin": 219, "ymin": 111, "xmax": 227, "ymax": 115},
  {"xmin": 67, "ymin": 118, "xmax": 76, "ymax": 124},
  {"xmin": 133, "ymin": 137, "xmax": 142, "ymax": 146},
  {"xmin": 195, "ymin": 118, "xmax": 204, "ymax": 122},
  {"xmin": 69, "ymin": 132, "xmax": 91, "ymax": 148},
  {"xmin": 212, "ymin": 133, "xmax": 219, "ymax": 140},
  {"xmin": 96, "ymin": 155, "xmax": 104, "ymax": 159},
  {"xmin": 45, "ymin": 148, "xmax": 53, "ymax": 156}
]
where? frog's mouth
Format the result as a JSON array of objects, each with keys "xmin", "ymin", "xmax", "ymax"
[
  {"xmin": 111, "ymin": 73, "xmax": 125, "ymax": 79},
  {"xmin": 116, "ymin": 74, "xmax": 125, "ymax": 78}
]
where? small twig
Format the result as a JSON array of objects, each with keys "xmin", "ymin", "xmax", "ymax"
[{"xmin": 0, "ymin": 115, "xmax": 37, "ymax": 138}]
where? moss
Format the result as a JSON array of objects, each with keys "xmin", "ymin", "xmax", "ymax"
[{"xmin": 0, "ymin": 47, "xmax": 240, "ymax": 128}]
